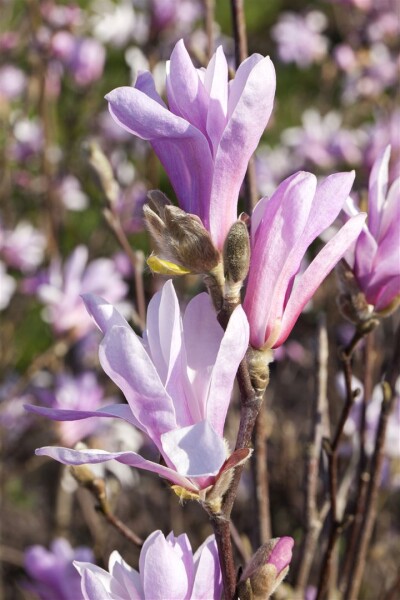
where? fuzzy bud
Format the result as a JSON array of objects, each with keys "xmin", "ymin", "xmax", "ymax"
[
  {"xmin": 246, "ymin": 347, "xmax": 273, "ymax": 396},
  {"xmin": 223, "ymin": 220, "xmax": 250, "ymax": 285},
  {"xmin": 336, "ymin": 260, "xmax": 375, "ymax": 325},
  {"xmin": 144, "ymin": 190, "xmax": 221, "ymax": 274},
  {"xmin": 239, "ymin": 537, "xmax": 294, "ymax": 600}
]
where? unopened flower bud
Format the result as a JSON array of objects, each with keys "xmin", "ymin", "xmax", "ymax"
[
  {"xmin": 239, "ymin": 537, "xmax": 294, "ymax": 600},
  {"xmin": 223, "ymin": 220, "xmax": 250, "ymax": 285},
  {"xmin": 246, "ymin": 346, "xmax": 273, "ymax": 396},
  {"xmin": 144, "ymin": 190, "xmax": 221, "ymax": 275}
]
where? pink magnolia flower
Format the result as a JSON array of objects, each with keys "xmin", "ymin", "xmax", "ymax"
[
  {"xmin": 106, "ymin": 39, "xmax": 276, "ymax": 249},
  {"xmin": 0, "ymin": 65, "xmax": 26, "ymax": 101},
  {"xmin": 51, "ymin": 31, "xmax": 105, "ymax": 86},
  {"xmin": 32, "ymin": 280, "xmax": 249, "ymax": 494},
  {"xmin": 243, "ymin": 171, "xmax": 366, "ymax": 350},
  {"xmin": 346, "ymin": 145, "xmax": 400, "ymax": 312},
  {"xmin": 24, "ymin": 538, "xmax": 93, "ymax": 600},
  {"xmin": 272, "ymin": 11, "xmax": 328, "ymax": 68},
  {"xmin": 27, "ymin": 245, "xmax": 128, "ymax": 338},
  {"xmin": 75, "ymin": 531, "xmax": 222, "ymax": 600},
  {"xmin": 0, "ymin": 220, "xmax": 46, "ymax": 272}
]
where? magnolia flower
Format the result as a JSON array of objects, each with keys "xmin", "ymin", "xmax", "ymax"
[
  {"xmin": 24, "ymin": 538, "xmax": 94, "ymax": 600},
  {"xmin": 30, "ymin": 281, "xmax": 249, "ymax": 499},
  {"xmin": 345, "ymin": 145, "xmax": 400, "ymax": 314},
  {"xmin": 0, "ymin": 220, "xmax": 46, "ymax": 272},
  {"xmin": 106, "ymin": 39, "xmax": 276, "ymax": 249},
  {"xmin": 75, "ymin": 531, "xmax": 222, "ymax": 600},
  {"xmin": 51, "ymin": 31, "xmax": 105, "ymax": 86},
  {"xmin": 272, "ymin": 11, "xmax": 328, "ymax": 68},
  {"xmin": 243, "ymin": 170, "xmax": 366, "ymax": 350},
  {"xmin": 26, "ymin": 245, "xmax": 128, "ymax": 338}
]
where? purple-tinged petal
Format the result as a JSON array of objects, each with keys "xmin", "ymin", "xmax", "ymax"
[
  {"xmin": 160, "ymin": 420, "xmax": 227, "ymax": 478},
  {"xmin": 193, "ymin": 535, "xmax": 223, "ymax": 600},
  {"xmin": 204, "ymin": 46, "xmax": 228, "ymax": 155},
  {"xmin": 106, "ymin": 86, "xmax": 214, "ymax": 219},
  {"xmin": 379, "ymin": 177, "xmax": 400, "ymax": 241},
  {"xmin": 108, "ymin": 552, "xmax": 143, "ymax": 599},
  {"xmin": 267, "ymin": 537, "xmax": 294, "ymax": 573},
  {"xmin": 35, "ymin": 446, "xmax": 198, "ymax": 491},
  {"xmin": 135, "ymin": 70, "xmax": 166, "ymax": 108},
  {"xmin": 374, "ymin": 276, "xmax": 400, "ymax": 311},
  {"xmin": 98, "ymin": 325, "xmax": 177, "ymax": 445},
  {"xmin": 207, "ymin": 304, "xmax": 249, "ymax": 436},
  {"xmin": 24, "ymin": 402, "xmax": 141, "ymax": 429},
  {"xmin": 64, "ymin": 246, "xmax": 88, "ymax": 298},
  {"xmin": 368, "ymin": 145, "xmax": 390, "ymax": 239},
  {"xmin": 354, "ymin": 229, "xmax": 378, "ymax": 283},
  {"xmin": 209, "ymin": 55, "xmax": 276, "ymax": 248},
  {"xmin": 75, "ymin": 563, "xmax": 115, "ymax": 599},
  {"xmin": 276, "ymin": 213, "xmax": 366, "ymax": 347},
  {"xmin": 82, "ymin": 293, "xmax": 130, "ymax": 333},
  {"xmin": 165, "ymin": 533, "xmax": 194, "ymax": 589},
  {"xmin": 140, "ymin": 530, "xmax": 191, "ymax": 599},
  {"xmin": 244, "ymin": 172, "xmax": 316, "ymax": 348},
  {"xmin": 166, "ymin": 39, "xmax": 209, "ymax": 136}
]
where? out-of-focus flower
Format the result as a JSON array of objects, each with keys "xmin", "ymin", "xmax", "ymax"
[
  {"xmin": 364, "ymin": 110, "xmax": 400, "ymax": 183},
  {"xmin": 239, "ymin": 537, "xmax": 294, "ymax": 600},
  {"xmin": 91, "ymin": 0, "xmax": 143, "ymax": 48},
  {"xmin": 272, "ymin": 11, "xmax": 328, "ymax": 68},
  {"xmin": 282, "ymin": 109, "xmax": 366, "ymax": 169},
  {"xmin": 32, "ymin": 280, "xmax": 249, "ymax": 501},
  {"xmin": 243, "ymin": 171, "xmax": 366, "ymax": 350},
  {"xmin": 34, "ymin": 372, "xmax": 113, "ymax": 447},
  {"xmin": 24, "ymin": 538, "xmax": 93, "ymax": 600},
  {"xmin": 0, "ymin": 221, "xmax": 46, "ymax": 272},
  {"xmin": 106, "ymin": 39, "xmax": 275, "ymax": 249},
  {"xmin": 0, "ymin": 261, "xmax": 16, "ymax": 310},
  {"xmin": 51, "ymin": 31, "xmax": 105, "ymax": 86},
  {"xmin": 40, "ymin": 0, "xmax": 82, "ymax": 28},
  {"xmin": 75, "ymin": 531, "xmax": 222, "ymax": 600},
  {"xmin": 116, "ymin": 182, "xmax": 147, "ymax": 233},
  {"xmin": 57, "ymin": 175, "xmax": 88, "ymax": 211},
  {"xmin": 0, "ymin": 65, "xmax": 26, "ymax": 101},
  {"xmin": 11, "ymin": 118, "xmax": 44, "ymax": 161},
  {"xmin": 149, "ymin": 0, "xmax": 202, "ymax": 35},
  {"xmin": 256, "ymin": 145, "xmax": 298, "ymax": 197},
  {"xmin": 345, "ymin": 146, "xmax": 400, "ymax": 314},
  {"xmin": 28, "ymin": 245, "xmax": 128, "ymax": 338}
]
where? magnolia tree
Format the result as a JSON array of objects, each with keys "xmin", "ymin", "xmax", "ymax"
[{"xmin": 1, "ymin": 1, "xmax": 399, "ymax": 599}]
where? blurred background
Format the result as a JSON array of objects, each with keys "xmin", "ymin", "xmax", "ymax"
[{"xmin": 0, "ymin": 1, "xmax": 399, "ymax": 598}]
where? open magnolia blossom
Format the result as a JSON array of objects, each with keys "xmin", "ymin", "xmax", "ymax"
[
  {"xmin": 345, "ymin": 145, "xmax": 400, "ymax": 315},
  {"xmin": 106, "ymin": 39, "xmax": 276, "ymax": 250},
  {"xmin": 28, "ymin": 280, "xmax": 249, "ymax": 503},
  {"xmin": 243, "ymin": 170, "xmax": 366, "ymax": 350},
  {"xmin": 74, "ymin": 531, "xmax": 222, "ymax": 600}
]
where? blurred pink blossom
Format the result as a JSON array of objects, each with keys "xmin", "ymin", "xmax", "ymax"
[
  {"xmin": 51, "ymin": 31, "xmax": 105, "ymax": 86},
  {"xmin": 0, "ymin": 221, "xmax": 46, "ymax": 272},
  {"xmin": 272, "ymin": 11, "xmax": 328, "ymax": 68},
  {"xmin": 0, "ymin": 65, "xmax": 26, "ymax": 101}
]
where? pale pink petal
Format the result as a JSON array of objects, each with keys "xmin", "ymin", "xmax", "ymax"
[
  {"xmin": 209, "ymin": 55, "xmax": 276, "ymax": 248},
  {"xmin": 277, "ymin": 213, "xmax": 366, "ymax": 347},
  {"xmin": 379, "ymin": 177, "xmax": 400, "ymax": 241},
  {"xmin": 368, "ymin": 144, "xmax": 390, "ymax": 239},
  {"xmin": 374, "ymin": 275, "xmax": 400, "ymax": 311},
  {"xmin": 81, "ymin": 570, "xmax": 112, "ymax": 600},
  {"xmin": 98, "ymin": 325, "xmax": 177, "ymax": 445},
  {"xmin": 165, "ymin": 533, "xmax": 194, "ymax": 588},
  {"xmin": 140, "ymin": 531, "xmax": 191, "ymax": 599},
  {"xmin": 160, "ymin": 421, "xmax": 227, "ymax": 477},
  {"xmin": 109, "ymin": 552, "xmax": 143, "ymax": 599},
  {"xmin": 193, "ymin": 535, "xmax": 223, "ymax": 600},
  {"xmin": 207, "ymin": 304, "xmax": 249, "ymax": 436},
  {"xmin": 35, "ymin": 446, "xmax": 198, "ymax": 491},
  {"xmin": 82, "ymin": 294, "xmax": 130, "ymax": 333},
  {"xmin": 24, "ymin": 402, "xmax": 142, "ymax": 430}
]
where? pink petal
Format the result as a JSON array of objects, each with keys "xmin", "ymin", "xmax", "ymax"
[
  {"xmin": 35, "ymin": 446, "xmax": 198, "ymax": 491},
  {"xmin": 82, "ymin": 294, "xmax": 130, "ymax": 333},
  {"xmin": 204, "ymin": 46, "xmax": 229, "ymax": 155},
  {"xmin": 140, "ymin": 531, "xmax": 191, "ymax": 599},
  {"xmin": 374, "ymin": 275, "xmax": 400, "ymax": 311},
  {"xmin": 193, "ymin": 535, "xmax": 222, "ymax": 600},
  {"xmin": 160, "ymin": 421, "xmax": 227, "ymax": 478},
  {"xmin": 80, "ymin": 569, "xmax": 112, "ymax": 600},
  {"xmin": 277, "ymin": 213, "xmax": 366, "ymax": 347},
  {"xmin": 99, "ymin": 325, "xmax": 177, "ymax": 446},
  {"xmin": 368, "ymin": 145, "xmax": 390, "ymax": 239},
  {"xmin": 209, "ymin": 55, "xmax": 276, "ymax": 249},
  {"xmin": 24, "ymin": 402, "xmax": 142, "ymax": 430},
  {"xmin": 207, "ymin": 304, "xmax": 249, "ymax": 436}
]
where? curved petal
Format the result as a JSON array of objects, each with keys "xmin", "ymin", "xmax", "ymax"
[
  {"xmin": 98, "ymin": 325, "xmax": 177, "ymax": 446},
  {"xmin": 140, "ymin": 531, "xmax": 191, "ymax": 600},
  {"xmin": 207, "ymin": 305, "xmax": 249, "ymax": 436},
  {"xmin": 35, "ymin": 446, "xmax": 198, "ymax": 491},
  {"xmin": 208, "ymin": 56, "xmax": 276, "ymax": 249},
  {"xmin": 24, "ymin": 403, "xmax": 142, "ymax": 430},
  {"xmin": 276, "ymin": 213, "xmax": 366, "ymax": 347},
  {"xmin": 166, "ymin": 39, "xmax": 209, "ymax": 136},
  {"xmin": 80, "ymin": 568, "xmax": 114, "ymax": 600},
  {"xmin": 182, "ymin": 292, "xmax": 224, "ymax": 424},
  {"xmin": 106, "ymin": 86, "xmax": 213, "ymax": 219},
  {"xmin": 160, "ymin": 421, "xmax": 227, "ymax": 478},
  {"xmin": 193, "ymin": 535, "xmax": 223, "ymax": 600},
  {"xmin": 204, "ymin": 46, "xmax": 228, "ymax": 155},
  {"xmin": 368, "ymin": 144, "xmax": 390, "ymax": 239},
  {"xmin": 374, "ymin": 275, "xmax": 400, "ymax": 311},
  {"xmin": 82, "ymin": 294, "xmax": 130, "ymax": 334},
  {"xmin": 109, "ymin": 552, "xmax": 143, "ymax": 600}
]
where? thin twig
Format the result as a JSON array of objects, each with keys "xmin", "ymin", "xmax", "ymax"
[
  {"xmin": 252, "ymin": 404, "xmax": 271, "ymax": 545},
  {"xmin": 295, "ymin": 315, "xmax": 329, "ymax": 596},
  {"xmin": 203, "ymin": 0, "xmax": 215, "ymax": 60}
]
